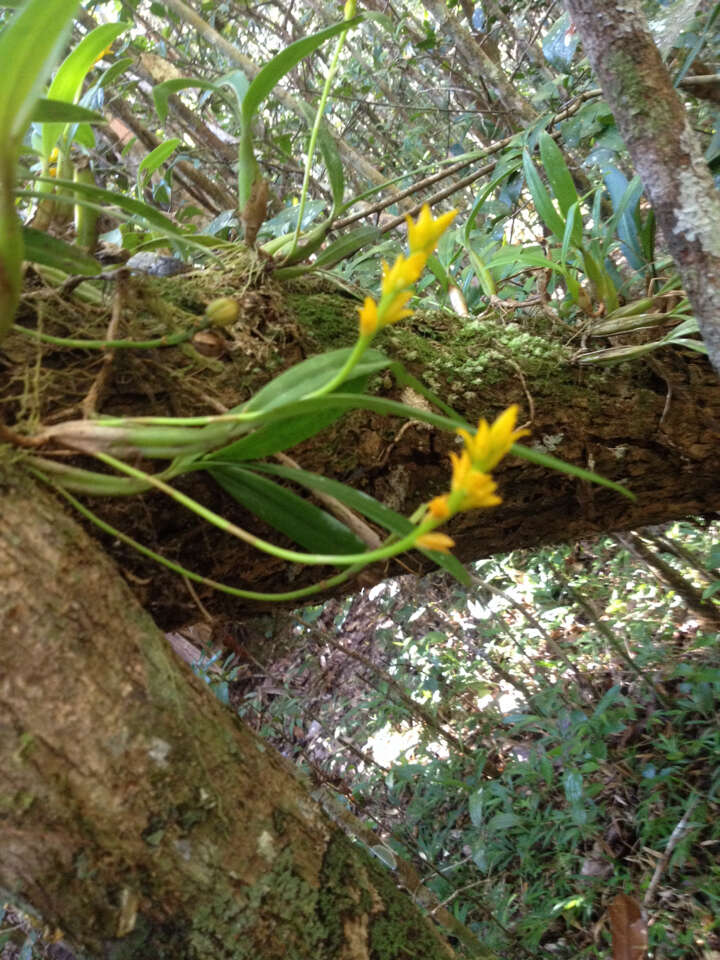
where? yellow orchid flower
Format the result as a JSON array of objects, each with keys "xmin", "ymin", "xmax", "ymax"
[
  {"xmin": 427, "ymin": 494, "xmax": 451, "ymax": 520},
  {"xmin": 449, "ymin": 450, "xmax": 502, "ymax": 510},
  {"xmin": 357, "ymin": 290, "xmax": 413, "ymax": 337},
  {"xmin": 356, "ymin": 202, "xmax": 456, "ymax": 340},
  {"xmin": 457, "ymin": 405, "xmax": 529, "ymax": 472},
  {"xmin": 417, "ymin": 531, "xmax": 456, "ymax": 554},
  {"xmin": 381, "ymin": 252, "xmax": 426, "ymax": 297},
  {"xmin": 358, "ymin": 297, "xmax": 379, "ymax": 337},
  {"xmin": 406, "ymin": 204, "xmax": 458, "ymax": 258}
]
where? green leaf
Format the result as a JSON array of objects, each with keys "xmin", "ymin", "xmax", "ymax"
[
  {"xmin": 487, "ymin": 246, "xmax": 567, "ymax": 275},
  {"xmin": 244, "ymin": 462, "xmax": 471, "ymax": 585},
  {"xmin": 0, "ymin": 0, "xmax": 81, "ymax": 340},
  {"xmin": 424, "ymin": 253, "xmax": 450, "ymax": 294},
  {"xmin": 463, "ymin": 156, "xmax": 523, "ymax": 246},
  {"xmin": 538, "ymin": 131, "xmax": 579, "ymax": 217},
  {"xmin": 560, "ymin": 200, "xmax": 580, "ymax": 263},
  {"xmin": 466, "ymin": 246, "xmax": 497, "ymax": 297},
  {"xmin": 97, "ymin": 56, "xmax": 133, "ymax": 89},
  {"xmin": 22, "ymin": 226, "xmax": 102, "ymax": 275},
  {"xmin": 152, "ymin": 78, "xmax": 218, "ymax": 124},
  {"xmin": 138, "ymin": 138, "xmax": 181, "ymax": 189},
  {"xmin": 31, "ymin": 98, "xmax": 105, "ymax": 124},
  {"xmin": 241, "ymin": 16, "xmax": 365, "ymax": 124},
  {"xmin": 206, "ymin": 407, "xmax": 346, "ymax": 462},
  {"xmin": 240, "ymin": 348, "xmax": 391, "ymax": 414},
  {"xmin": 522, "ymin": 149, "xmax": 566, "ymax": 240},
  {"xmin": 42, "ymin": 22, "xmax": 130, "ymax": 161},
  {"xmin": 469, "ymin": 789, "xmax": 484, "ymax": 826},
  {"xmin": 210, "ymin": 465, "xmax": 366, "ymax": 555},
  {"xmin": 207, "ymin": 370, "xmax": 370, "ymax": 462},
  {"xmin": 310, "ymin": 226, "xmax": 380, "ymax": 270},
  {"xmin": 296, "ymin": 100, "xmax": 344, "ymax": 214},
  {"xmin": 26, "ymin": 176, "xmax": 196, "ymax": 243},
  {"xmin": 0, "ymin": 0, "xmax": 80, "ymax": 145},
  {"xmin": 488, "ymin": 812, "xmax": 522, "ymax": 831}
]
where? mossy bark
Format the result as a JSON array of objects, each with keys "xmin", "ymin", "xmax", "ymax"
[
  {"xmin": 0, "ymin": 466, "xmax": 466, "ymax": 960},
  {"xmin": 564, "ymin": 0, "xmax": 720, "ymax": 373},
  {"xmin": 3, "ymin": 261, "xmax": 720, "ymax": 628}
]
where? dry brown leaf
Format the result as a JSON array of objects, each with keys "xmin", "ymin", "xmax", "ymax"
[{"xmin": 608, "ymin": 893, "xmax": 648, "ymax": 960}]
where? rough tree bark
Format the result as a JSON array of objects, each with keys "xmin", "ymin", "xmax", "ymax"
[
  {"xmin": 0, "ymin": 467, "xmax": 471, "ymax": 960},
  {"xmin": 563, "ymin": 0, "xmax": 720, "ymax": 374},
  {"xmin": 3, "ymin": 267, "xmax": 720, "ymax": 628}
]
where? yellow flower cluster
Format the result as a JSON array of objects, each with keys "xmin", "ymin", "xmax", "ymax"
[
  {"xmin": 358, "ymin": 204, "xmax": 457, "ymax": 338},
  {"xmin": 417, "ymin": 405, "xmax": 529, "ymax": 553}
]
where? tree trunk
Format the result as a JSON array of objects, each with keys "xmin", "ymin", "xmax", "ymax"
[
  {"xmin": 564, "ymin": 0, "xmax": 720, "ymax": 374},
  {"xmin": 0, "ymin": 466, "xmax": 468, "ymax": 960},
  {"xmin": 3, "ymin": 268, "xmax": 720, "ymax": 628}
]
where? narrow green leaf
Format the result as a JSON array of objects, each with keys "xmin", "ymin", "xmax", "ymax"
[
  {"xmin": 522, "ymin": 149, "xmax": 566, "ymax": 240},
  {"xmin": 487, "ymin": 246, "xmax": 567, "ymax": 275},
  {"xmin": 210, "ymin": 465, "xmax": 367, "ymax": 555},
  {"xmin": 29, "ymin": 175, "xmax": 190, "ymax": 237},
  {"xmin": 466, "ymin": 246, "xmax": 497, "ymax": 297},
  {"xmin": 240, "ymin": 348, "xmax": 391, "ymax": 414},
  {"xmin": 138, "ymin": 138, "xmax": 181, "ymax": 185},
  {"xmin": 560, "ymin": 201, "xmax": 579, "ymax": 263},
  {"xmin": 0, "ymin": 0, "xmax": 81, "ymax": 340},
  {"xmin": 538, "ymin": 131, "xmax": 579, "ymax": 217},
  {"xmin": 152, "ymin": 78, "xmax": 218, "ymax": 124},
  {"xmin": 245, "ymin": 462, "xmax": 471, "ymax": 584},
  {"xmin": 0, "ymin": 0, "xmax": 80, "ymax": 144},
  {"xmin": 97, "ymin": 56, "xmax": 133, "ymax": 89},
  {"xmin": 424, "ymin": 253, "xmax": 450, "ymax": 293},
  {"xmin": 42, "ymin": 22, "xmax": 130, "ymax": 160},
  {"xmin": 296, "ymin": 100, "xmax": 344, "ymax": 214},
  {"xmin": 241, "ymin": 16, "xmax": 364, "ymax": 124},
  {"xmin": 22, "ymin": 226, "xmax": 102, "ymax": 275},
  {"xmin": 463, "ymin": 156, "xmax": 523, "ymax": 245},
  {"xmin": 310, "ymin": 226, "xmax": 380, "ymax": 269},
  {"xmin": 206, "ymin": 407, "xmax": 347, "ymax": 462},
  {"xmin": 31, "ymin": 99, "xmax": 104, "ymax": 124},
  {"xmin": 207, "ymin": 370, "xmax": 371, "ymax": 463}
]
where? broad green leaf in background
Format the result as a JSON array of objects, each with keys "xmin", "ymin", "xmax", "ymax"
[
  {"xmin": 296, "ymin": 100, "xmax": 345, "ymax": 214},
  {"xmin": 137, "ymin": 138, "xmax": 181, "ymax": 195},
  {"xmin": 538, "ymin": 131, "xmax": 579, "ymax": 218},
  {"xmin": 522, "ymin": 148, "xmax": 566, "ymax": 241},
  {"xmin": 31, "ymin": 99, "xmax": 105, "ymax": 125},
  {"xmin": 41, "ymin": 22, "xmax": 130, "ymax": 163},
  {"xmin": 152, "ymin": 78, "xmax": 219, "ymax": 124}
]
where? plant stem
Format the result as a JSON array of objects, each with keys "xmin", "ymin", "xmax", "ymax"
[{"xmin": 286, "ymin": 23, "xmax": 349, "ymax": 260}]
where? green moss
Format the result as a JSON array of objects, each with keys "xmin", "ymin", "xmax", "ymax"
[
  {"xmin": 385, "ymin": 314, "xmax": 571, "ymax": 400},
  {"xmin": 188, "ymin": 849, "xmax": 324, "ymax": 960},
  {"xmin": 286, "ymin": 292, "xmax": 359, "ymax": 347},
  {"xmin": 319, "ymin": 834, "xmax": 450, "ymax": 960}
]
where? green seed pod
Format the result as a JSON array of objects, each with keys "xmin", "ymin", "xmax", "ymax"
[{"xmin": 205, "ymin": 297, "xmax": 239, "ymax": 328}]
